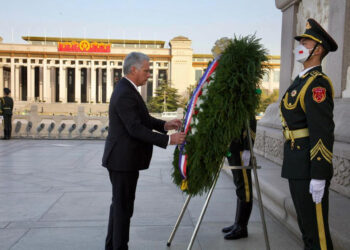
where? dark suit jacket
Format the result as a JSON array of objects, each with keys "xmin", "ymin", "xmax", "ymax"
[{"xmin": 102, "ymin": 77, "xmax": 169, "ymax": 171}]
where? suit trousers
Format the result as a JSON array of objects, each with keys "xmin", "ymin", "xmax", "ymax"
[
  {"xmin": 106, "ymin": 170, "xmax": 139, "ymax": 250},
  {"xmin": 288, "ymin": 179, "xmax": 333, "ymax": 250}
]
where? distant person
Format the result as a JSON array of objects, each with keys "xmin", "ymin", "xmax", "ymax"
[
  {"xmin": 101, "ymin": 52, "xmax": 186, "ymax": 250},
  {"xmin": 1, "ymin": 88, "xmax": 14, "ymax": 140},
  {"xmin": 280, "ymin": 19, "xmax": 337, "ymax": 249}
]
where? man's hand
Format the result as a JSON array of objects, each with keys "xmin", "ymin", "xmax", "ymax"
[
  {"xmin": 170, "ymin": 132, "xmax": 186, "ymax": 145},
  {"xmin": 309, "ymin": 179, "xmax": 326, "ymax": 204},
  {"xmin": 164, "ymin": 119, "xmax": 182, "ymax": 131},
  {"xmin": 242, "ymin": 150, "xmax": 251, "ymax": 166}
]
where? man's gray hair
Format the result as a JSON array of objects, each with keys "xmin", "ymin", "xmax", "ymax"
[{"xmin": 123, "ymin": 52, "xmax": 149, "ymax": 75}]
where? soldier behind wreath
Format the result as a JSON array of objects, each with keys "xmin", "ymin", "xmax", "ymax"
[{"xmin": 280, "ymin": 18, "xmax": 337, "ymax": 250}]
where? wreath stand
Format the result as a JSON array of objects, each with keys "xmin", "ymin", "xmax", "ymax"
[{"xmin": 166, "ymin": 120, "xmax": 270, "ymax": 250}]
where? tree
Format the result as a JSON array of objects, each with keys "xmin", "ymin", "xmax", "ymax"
[
  {"xmin": 211, "ymin": 37, "xmax": 232, "ymax": 57},
  {"xmin": 147, "ymin": 81, "xmax": 181, "ymax": 113}
]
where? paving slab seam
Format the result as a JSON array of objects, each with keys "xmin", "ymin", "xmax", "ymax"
[
  {"xmin": 2, "ymin": 222, "xmax": 11, "ymax": 229},
  {"xmin": 38, "ymin": 192, "xmax": 66, "ymax": 221},
  {"xmin": 8, "ymin": 228, "xmax": 31, "ymax": 250}
]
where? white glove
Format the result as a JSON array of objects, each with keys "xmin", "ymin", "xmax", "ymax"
[
  {"xmin": 309, "ymin": 179, "xmax": 326, "ymax": 204},
  {"xmin": 242, "ymin": 150, "xmax": 251, "ymax": 166}
]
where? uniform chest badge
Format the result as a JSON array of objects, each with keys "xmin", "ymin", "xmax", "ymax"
[
  {"xmin": 291, "ymin": 90, "xmax": 297, "ymax": 97},
  {"xmin": 312, "ymin": 87, "xmax": 326, "ymax": 103}
]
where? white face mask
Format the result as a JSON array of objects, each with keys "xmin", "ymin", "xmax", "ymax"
[{"xmin": 294, "ymin": 44, "xmax": 310, "ymax": 63}]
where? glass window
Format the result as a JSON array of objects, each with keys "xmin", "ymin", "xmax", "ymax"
[{"xmin": 195, "ymin": 70, "xmax": 203, "ymax": 82}]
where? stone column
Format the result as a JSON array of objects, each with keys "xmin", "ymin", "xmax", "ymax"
[
  {"xmin": 326, "ymin": 0, "xmax": 350, "ymax": 98},
  {"xmin": 14, "ymin": 66, "xmax": 20, "ymax": 101},
  {"xmin": 106, "ymin": 65, "xmax": 112, "ymax": 102},
  {"xmin": 26, "ymin": 60, "xmax": 35, "ymax": 102},
  {"xmin": 152, "ymin": 62, "xmax": 158, "ymax": 97},
  {"xmin": 87, "ymin": 68, "xmax": 91, "ymax": 103},
  {"xmin": 59, "ymin": 63, "xmax": 66, "ymax": 103},
  {"xmin": 90, "ymin": 64, "xmax": 96, "ymax": 103},
  {"xmin": 39, "ymin": 67, "xmax": 43, "ymax": 101},
  {"xmin": 98, "ymin": 68, "xmax": 102, "ymax": 103},
  {"xmin": 50, "ymin": 67, "xmax": 56, "ymax": 103},
  {"xmin": 275, "ymin": 0, "xmax": 301, "ymax": 99},
  {"xmin": 43, "ymin": 62, "xmax": 51, "ymax": 103},
  {"xmin": 10, "ymin": 58, "xmax": 15, "ymax": 96},
  {"xmin": 0, "ymin": 66, "xmax": 3, "ymax": 92},
  {"xmin": 29, "ymin": 66, "xmax": 35, "ymax": 102},
  {"xmin": 75, "ymin": 65, "xmax": 81, "ymax": 103}
]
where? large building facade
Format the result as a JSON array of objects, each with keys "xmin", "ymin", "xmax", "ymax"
[{"xmin": 0, "ymin": 35, "xmax": 279, "ymax": 107}]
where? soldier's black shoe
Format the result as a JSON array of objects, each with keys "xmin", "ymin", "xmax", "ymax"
[
  {"xmin": 224, "ymin": 225, "xmax": 248, "ymax": 240},
  {"xmin": 222, "ymin": 224, "xmax": 237, "ymax": 233}
]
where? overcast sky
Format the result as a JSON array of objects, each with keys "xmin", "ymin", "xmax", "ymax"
[{"xmin": 0, "ymin": 0, "xmax": 282, "ymax": 55}]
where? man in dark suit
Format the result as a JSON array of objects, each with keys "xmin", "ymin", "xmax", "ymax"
[{"xmin": 102, "ymin": 52, "xmax": 186, "ymax": 250}]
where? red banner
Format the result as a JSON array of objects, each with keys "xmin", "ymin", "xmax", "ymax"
[{"xmin": 58, "ymin": 40, "xmax": 111, "ymax": 53}]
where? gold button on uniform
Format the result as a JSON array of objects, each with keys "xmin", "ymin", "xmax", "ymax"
[
  {"xmin": 317, "ymin": 157, "xmax": 322, "ymax": 161},
  {"xmin": 297, "ymin": 145, "xmax": 301, "ymax": 149}
]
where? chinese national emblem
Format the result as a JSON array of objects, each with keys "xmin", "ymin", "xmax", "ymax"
[
  {"xmin": 291, "ymin": 90, "xmax": 297, "ymax": 97},
  {"xmin": 312, "ymin": 87, "xmax": 326, "ymax": 103}
]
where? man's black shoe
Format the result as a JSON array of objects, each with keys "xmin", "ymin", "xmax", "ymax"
[
  {"xmin": 222, "ymin": 224, "xmax": 237, "ymax": 233},
  {"xmin": 224, "ymin": 225, "xmax": 248, "ymax": 240}
]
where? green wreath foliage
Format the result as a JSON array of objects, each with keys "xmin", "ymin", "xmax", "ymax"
[{"xmin": 172, "ymin": 35, "xmax": 268, "ymax": 196}]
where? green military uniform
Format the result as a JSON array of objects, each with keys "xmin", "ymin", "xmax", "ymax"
[
  {"xmin": 223, "ymin": 118, "xmax": 256, "ymax": 239},
  {"xmin": 280, "ymin": 18, "xmax": 338, "ymax": 250},
  {"xmin": 227, "ymin": 118, "xmax": 256, "ymax": 202},
  {"xmin": 1, "ymin": 95, "xmax": 14, "ymax": 140}
]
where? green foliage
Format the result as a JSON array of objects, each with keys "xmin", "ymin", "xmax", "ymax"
[
  {"xmin": 172, "ymin": 35, "xmax": 268, "ymax": 195},
  {"xmin": 257, "ymin": 89, "xmax": 279, "ymax": 113},
  {"xmin": 147, "ymin": 81, "xmax": 181, "ymax": 113}
]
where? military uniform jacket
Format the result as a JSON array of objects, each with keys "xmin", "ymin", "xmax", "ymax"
[
  {"xmin": 280, "ymin": 66, "xmax": 334, "ymax": 180},
  {"xmin": 228, "ymin": 118, "xmax": 257, "ymax": 165},
  {"xmin": 0, "ymin": 96, "xmax": 13, "ymax": 116}
]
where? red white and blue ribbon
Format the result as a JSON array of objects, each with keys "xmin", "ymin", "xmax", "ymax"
[{"xmin": 179, "ymin": 57, "xmax": 219, "ymax": 180}]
